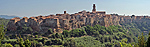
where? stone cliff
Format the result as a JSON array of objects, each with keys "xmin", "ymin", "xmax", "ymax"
[{"xmin": 7, "ymin": 4, "xmax": 150, "ymax": 33}]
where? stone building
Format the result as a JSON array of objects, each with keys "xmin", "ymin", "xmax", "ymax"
[{"xmin": 7, "ymin": 4, "xmax": 150, "ymax": 33}]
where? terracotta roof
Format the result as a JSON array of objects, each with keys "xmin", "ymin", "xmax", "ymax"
[
  {"xmin": 124, "ymin": 16, "xmax": 131, "ymax": 17},
  {"xmin": 23, "ymin": 17, "xmax": 28, "ymax": 18},
  {"xmin": 56, "ymin": 16, "xmax": 59, "ymax": 17},
  {"xmin": 38, "ymin": 15, "xmax": 43, "ymax": 17},
  {"xmin": 56, "ymin": 14, "xmax": 64, "ymax": 16},
  {"xmin": 46, "ymin": 16, "xmax": 51, "ymax": 18},
  {"xmin": 119, "ymin": 16, "xmax": 124, "ymax": 17},
  {"xmin": 62, "ymin": 19, "xmax": 67, "ymax": 20},
  {"xmin": 10, "ymin": 17, "xmax": 20, "ymax": 20},
  {"xmin": 49, "ymin": 15, "xmax": 55, "ymax": 16},
  {"xmin": 105, "ymin": 15, "xmax": 111, "ymax": 17},
  {"xmin": 71, "ymin": 19, "xmax": 74, "ymax": 20},
  {"xmin": 22, "ymin": 17, "xmax": 28, "ymax": 19},
  {"xmin": 54, "ymin": 18, "xmax": 58, "ymax": 19},
  {"xmin": 50, "ymin": 17, "xmax": 54, "ymax": 19},
  {"xmin": 78, "ymin": 12, "xmax": 82, "ymax": 13},
  {"xmin": 58, "ymin": 18, "xmax": 62, "ymax": 19},
  {"xmin": 93, "ymin": 17, "xmax": 96, "ymax": 18},
  {"xmin": 96, "ymin": 11, "xmax": 105, "ymax": 12},
  {"xmin": 29, "ymin": 17, "xmax": 35, "ymax": 19},
  {"xmin": 42, "ymin": 17, "xmax": 46, "ymax": 19}
]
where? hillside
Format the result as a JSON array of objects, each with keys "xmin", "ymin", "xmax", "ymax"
[
  {"xmin": 120, "ymin": 16, "xmax": 150, "ymax": 36},
  {"xmin": 1, "ymin": 4, "xmax": 150, "ymax": 47},
  {"xmin": 2, "ymin": 24, "xmax": 138, "ymax": 47},
  {"xmin": 0, "ymin": 18, "xmax": 9, "ymax": 27}
]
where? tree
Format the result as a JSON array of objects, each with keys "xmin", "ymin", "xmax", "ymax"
[
  {"xmin": 36, "ymin": 42, "xmax": 43, "ymax": 47},
  {"xmin": 55, "ymin": 33, "xmax": 60, "ymax": 38},
  {"xmin": 80, "ymin": 30, "xmax": 87, "ymax": 35},
  {"xmin": 28, "ymin": 27, "xmax": 33, "ymax": 33},
  {"xmin": 93, "ymin": 30, "xmax": 99, "ymax": 36},
  {"xmin": 0, "ymin": 24, "xmax": 5, "ymax": 47},
  {"xmin": 146, "ymin": 32, "xmax": 150, "ymax": 47},
  {"xmin": 44, "ymin": 28, "xmax": 53, "ymax": 37},
  {"xmin": 100, "ymin": 29, "xmax": 106, "ymax": 35},
  {"xmin": 24, "ymin": 39, "xmax": 31, "ymax": 47},
  {"xmin": 62, "ymin": 30, "xmax": 70, "ymax": 38},
  {"xmin": 70, "ymin": 29, "xmax": 80, "ymax": 37},
  {"xmin": 14, "ymin": 44, "xmax": 20, "ymax": 47},
  {"xmin": 138, "ymin": 32, "xmax": 146, "ymax": 47},
  {"xmin": 119, "ymin": 38, "xmax": 133, "ymax": 47},
  {"xmin": 35, "ymin": 35, "xmax": 38, "ymax": 38},
  {"xmin": 4, "ymin": 43, "xmax": 13, "ymax": 47},
  {"xmin": 41, "ymin": 38, "xmax": 46, "ymax": 46},
  {"xmin": 69, "ymin": 39, "xmax": 77, "ymax": 47},
  {"xmin": 85, "ymin": 25, "xmax": 94, "ymax": 35},
  {"xmin": 18, "ymin": 38, "xmax": 25, "ymax": 47},
  {"xmin": 47, "ymin": 28, "xmax": 53, "ymax": 34},
  {"xmin": 31, "ymin": 40, "xmax": 38, "ymax": 47}
]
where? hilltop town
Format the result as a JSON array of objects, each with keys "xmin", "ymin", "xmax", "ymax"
[{"xmin": 7, "ymin": 4, "xmax": 150, "ymax": 33}]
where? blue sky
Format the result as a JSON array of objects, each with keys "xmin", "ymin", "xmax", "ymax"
[{"xmin": 0, "ymin": 0, "xmax": 150, "ymax": 17}]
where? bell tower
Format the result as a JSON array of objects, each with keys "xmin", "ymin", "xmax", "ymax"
[
  {"xmin": 92, "ymin": 4, "xmax": 96, "ymax": 13},
  {"xmin": 64, "ymin": 11, "xmax": 66, "ymax": 14}
]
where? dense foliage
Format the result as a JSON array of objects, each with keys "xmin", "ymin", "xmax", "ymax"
[
  {"xmin": 121, "ymin": 21, "xmax": 150, "ymax": 36},
  {"xmin": 0, "ymin": 18, "xmax": 9, "ymax": 27},
  {"xmin": 1, "ymin": 17, "xmax": 150, "ymax": 47},
  {"xmin": 3, "ymin": 24, "xmax": 141, "ymax": 47}
]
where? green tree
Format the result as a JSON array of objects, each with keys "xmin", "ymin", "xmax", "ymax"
[
  {"xmin": 93, "ymin": 30, "xmax": 99, "ymax": 36},
  {"xmin": 80, "ymin": 30, "xmax": 87, "ymax": 35},
  {"xmin": 55, "ymin": 33, "xmax": 62, "ymax": 38},
  {"xmin": 62, "ymin": 30, "xmax": 70, "ymax": 38},
  {"xmin": 41, "ymin": 38, "xmax": 46, "ymax": 46},
  {"xmin": 4, "ymin": 43, "xmax": 13, "ymax": 47},
  {"xmin": 119, "ymin": 38, "xmax": 133, "ymax": 47},
  {"xmin": 18, "ymin": 38, "xmax": 25, "ymax": 47},
  {"xmin": 0, "ymin": 24, "xmax": 5, "ymax": 47},
  {"xmin": 146, "ymin": 32, "xmax": 150, "ymax": 47},
  {"xmin": 138, "ymin": 32, "xmax": 146, "ymax": 47},
  {"xmin": 24, "ymin": 39, "xmax": 31, "ymax": 47},
  {"xmin": 14, "ymin": 44, "xmax": 20, "ymax": 47},
  {"xmin": 36, "ymin": 42, "xmax": 43, "ymax": 47},
  {"xmin": 28, "ymin": 27, "xmax": 33, "ymax": 32},
  {"xmin": 85, "ymin": 25, "xmax": 93, "ymax": 35},
  {"xmin": 47, "ymin": 28, "xmax": 53, "ymax": 34},
  {"xmin": 35, "ymin": 35, "xmax": 38, "ymax": 38},
  {"xmin": 31, "ymin": 40, "xmax": 38, "ymax": 47}
]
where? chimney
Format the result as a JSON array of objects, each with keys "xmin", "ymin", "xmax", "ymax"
[{"xmin": 64, "ymin": 11, "xmax": 66, "ymax": 14}]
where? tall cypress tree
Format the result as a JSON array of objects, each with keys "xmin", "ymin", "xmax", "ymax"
[{"xmin": 147, "ymin": 32, "xmax": 150, "ymax": 47}]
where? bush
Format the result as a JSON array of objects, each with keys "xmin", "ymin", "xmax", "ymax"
[
  {"xmin": 36, "ymin": 42, "xmax": 43, "ymax": 47},
  {"xmin": 3, "ymin": 43, "xmax": 13, "ymax": 47},
  {"xmin": 14, "ymin": 44, "xmax": 19, "ymax": 47},
  {"xmin": 35, "ymin": 35, "xmax": 38, "ymax": 38},
  {"xmin": 24, "ymin": 39, "xmax": 31, "ymax": 47}
]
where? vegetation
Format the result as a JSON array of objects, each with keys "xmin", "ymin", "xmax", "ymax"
[
  {"xmin": 0, "ymin": 18, "xmax": 9, "ymax": 27},
  {"xmin": 1, "ymin": 24, "xmax": 141, "ymax": 47},
  {"xmin": 1, "ymin": 17, "xmax": 150, "ymax": 47},
  {"xmin": 0, "ymin": 24, "xmax": 5, "ymax": 47},
  {"xmin": 121, "ymin": 21, "xmax": 150, "ymax": 36}
]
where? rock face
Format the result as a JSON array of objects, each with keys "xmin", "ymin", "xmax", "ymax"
[{"xmin": 7, "ymin": 4, "xmax": 150, "ymax": 33}]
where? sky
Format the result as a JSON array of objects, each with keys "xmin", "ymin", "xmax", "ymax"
[{"xmin": 0, "ymin": 0, "xmax": 150, "ymax": 17}]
